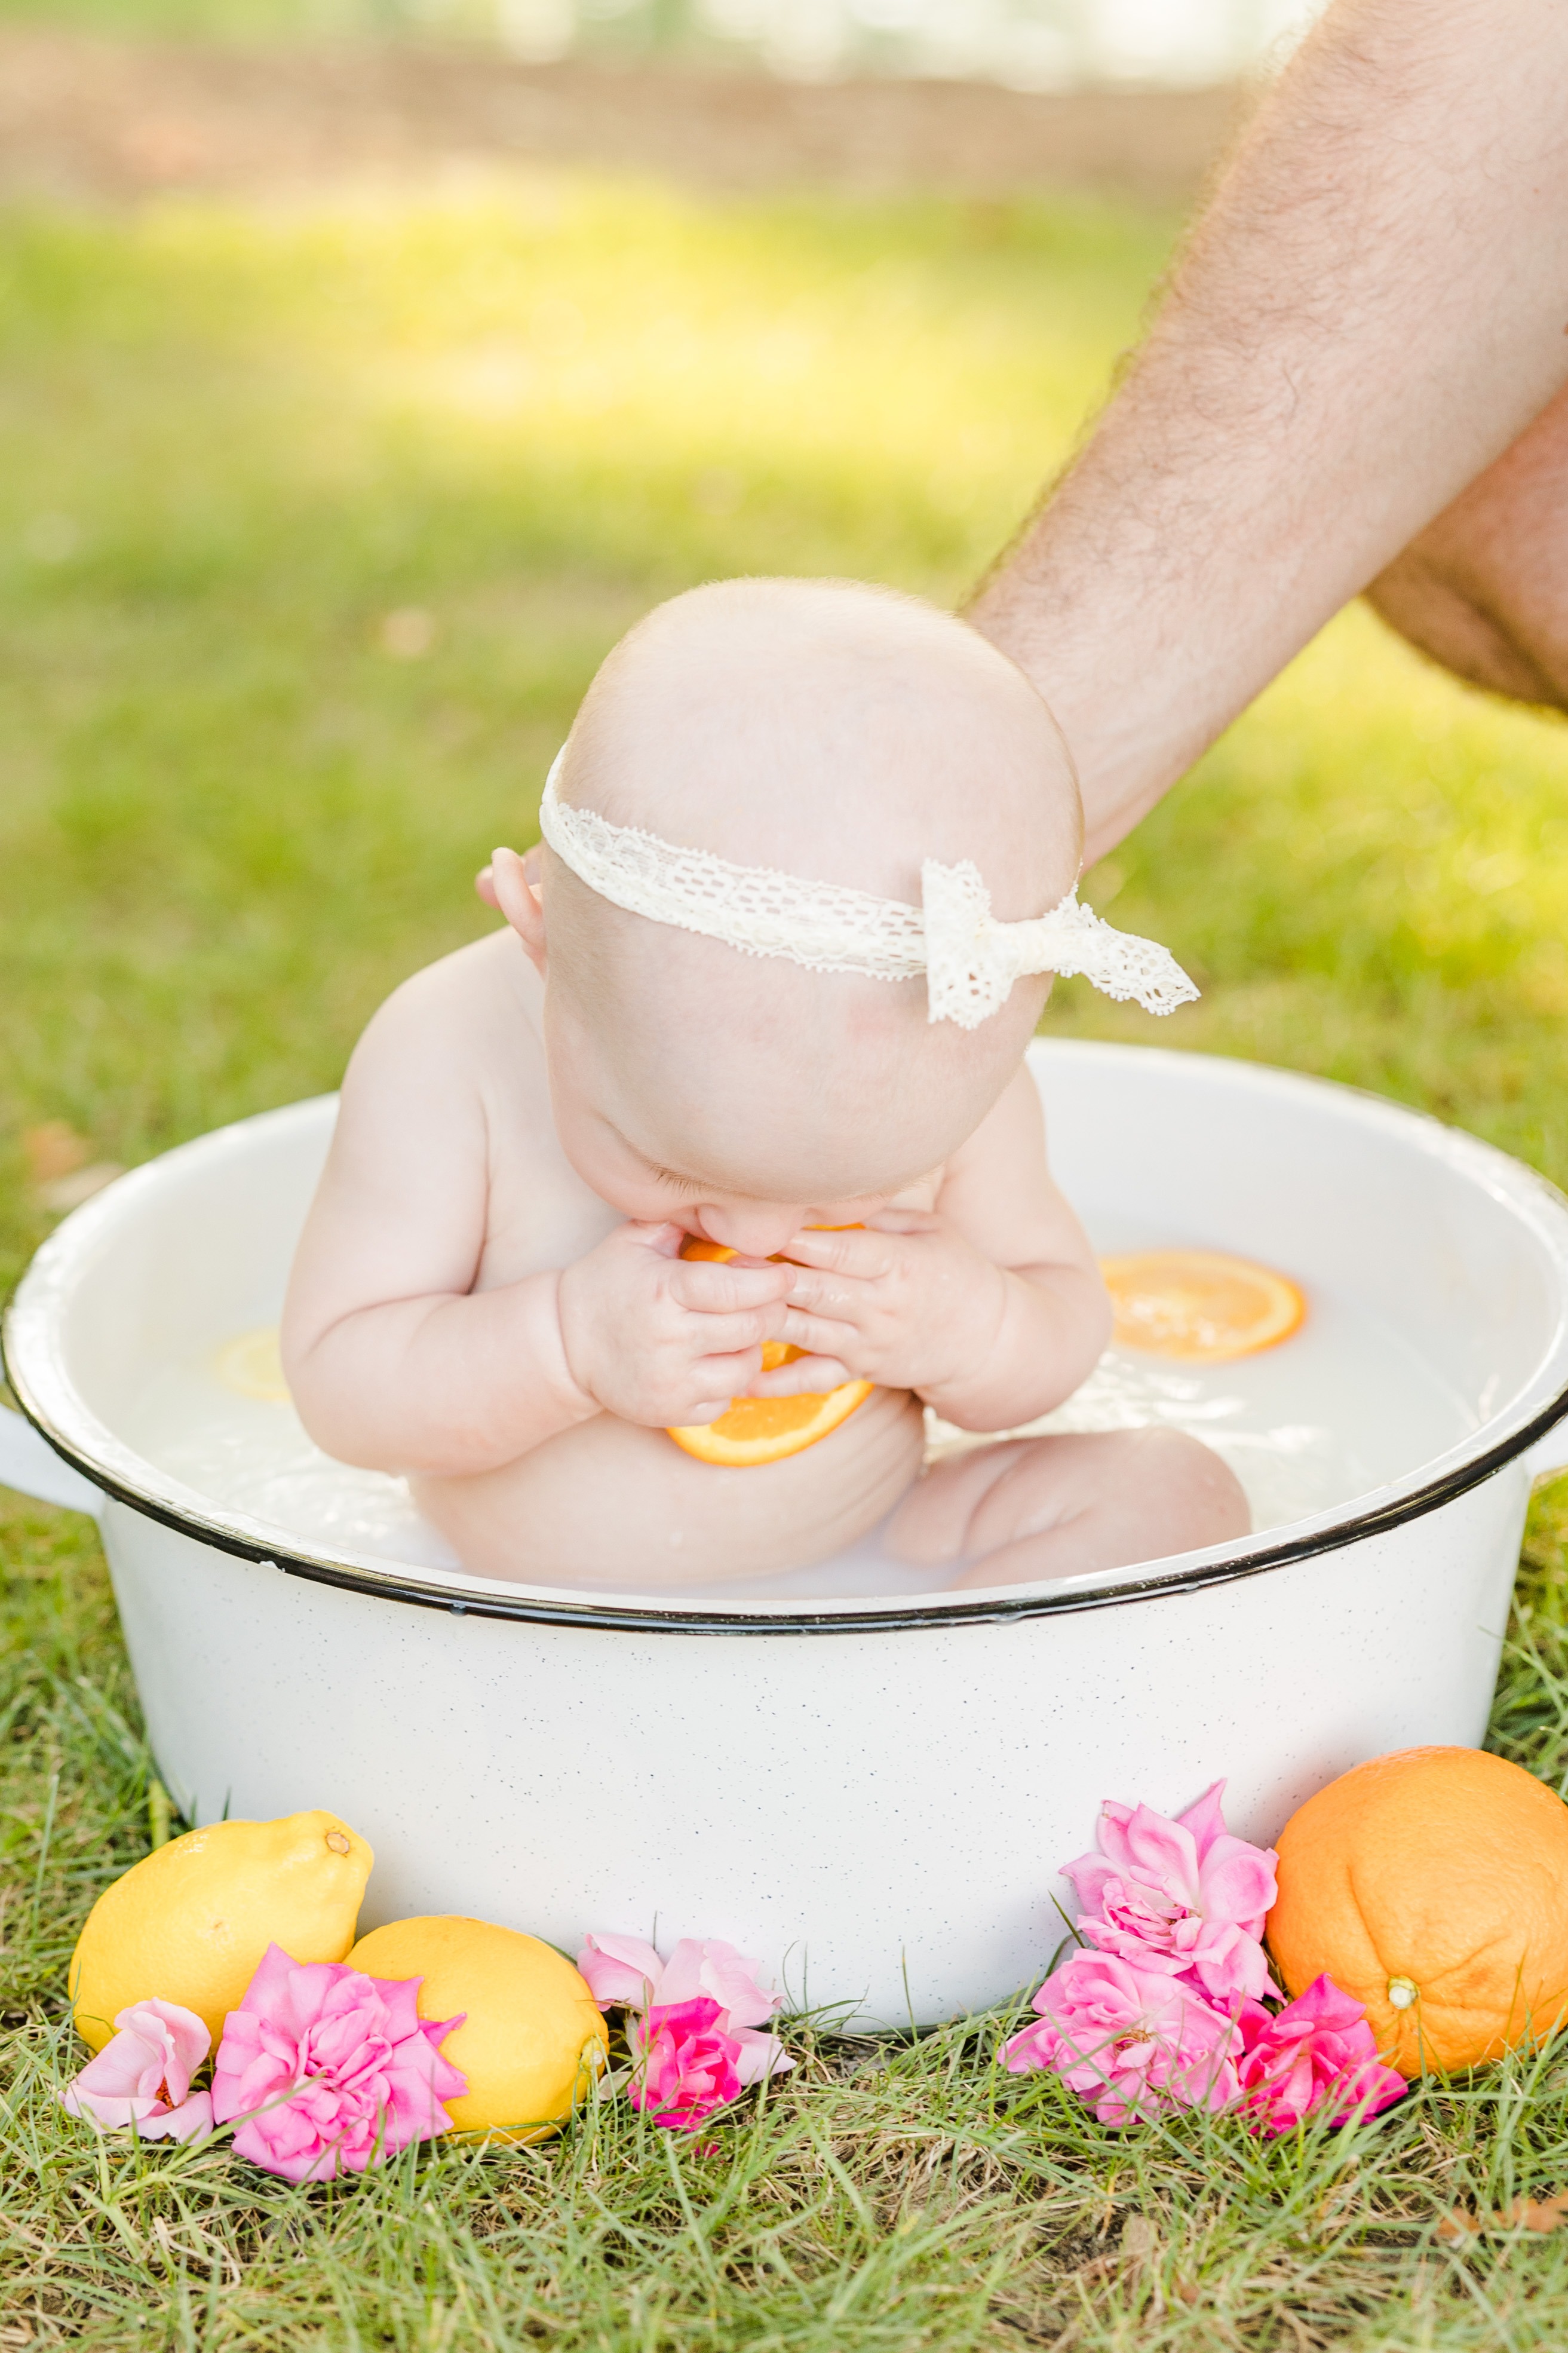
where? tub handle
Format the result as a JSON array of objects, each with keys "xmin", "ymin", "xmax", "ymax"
[{"xmin": 0, "ymin": 1405, "xmax": 103, "ymax": 1518}]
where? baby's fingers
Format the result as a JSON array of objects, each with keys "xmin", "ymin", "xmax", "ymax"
[
  {"xmin": 673, "ymin": 1260, "xmax": 791, "ymax": 1312},
  {"xmin": 742, "ymin": 1352, "xmax": 852, "ymax": 1399},
  {"xmin": 679, "ymin": 1303, "xmax": 791, "ymax": 1356},
  {"xmin": 777, "ymin": 1306, "xmax": 862, "ymax": 1359},
  {"xmin": 778, "ymin": 1263, "xmax": 876, "ymax": 1323},
  {"xmin": 669, "ymin": 1397, "xmax": 728, "ymax": 1426},
  {"xmin": 778, "ymin": 1226, "xmax": 894, "ymax": 1276},
  {"xmin": 682, "ymin": 1348, "xmax": 767, "ymax": 1416}
]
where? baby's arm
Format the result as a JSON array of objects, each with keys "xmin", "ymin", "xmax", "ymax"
[
  {"xmin": 773, "ymin": 1064, "xmax": 1110, "ymax": 1432},
  {"xmin": 281, "ymin": 969, "xmax": 595, "ymax": 1475},
  {"xmin": 283, "ymin": 967, "xmax": 791, "ymax": 1475}
]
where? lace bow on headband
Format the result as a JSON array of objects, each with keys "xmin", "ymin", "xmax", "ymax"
[{"xmin": 538, "ymin": 768, "xmax": 1197, "ymax": 1031}]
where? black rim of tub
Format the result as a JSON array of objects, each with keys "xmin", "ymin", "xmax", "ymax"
[{"xmin": 7, "ymin": 1346, "xmax": 1568, "ymax": 1637}]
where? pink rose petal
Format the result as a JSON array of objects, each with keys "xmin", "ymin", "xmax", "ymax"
[
  {"xmin": 134, "ymin": 2089, "xmax": 216, "ymax": 2144},
  {"xmin": 731, "ymin": 2026, "xmax": 793, "ymax": 2088},
  {"xmin": 652, "ymin": 1938, "xmax": 783, "ymax": 2029},
  {"xmin": 1062, "ymin": 1782, "xmax": 1278, "ymax": 2005},
  {"xmin": 581, "ymin": 1931, "xmax": 792, "ymax": 2122},
  {"xmin": 62, "ymin": 1999, "xmax": 211, "ymax": 2133},
  {"xmin": 1003, "ymin": 1949, "xmax": 1242, "ymax": 2127},
  {"xmin": 576, "ymin": 1933, "xmax": 664, "ymax": 2012},
  {"xmin": 1234, "ymin": 1975, "xmax": 1406, "ymax": 2136},
  {"xmin": 210, "ymin": 1944, "xmax": 467, "ymax": 2183},
  {"xmin": 629, "ymin": 1997, "xmax": 743, "ymax": 2132}
]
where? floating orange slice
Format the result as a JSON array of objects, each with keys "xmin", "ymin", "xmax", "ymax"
[
  {"xmin": 1100, "ymin": 1248, "xmax": 1305, "ymax": 1362},
  {"xmin": 667, "ymin": 1235, "xmax": 874, "ymax": 1467}
]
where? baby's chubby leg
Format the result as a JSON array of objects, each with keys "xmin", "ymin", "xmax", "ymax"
[
  {"xmin": 412, "ymin": 1385, "xmax": 926, "ymax": 1587},
  {"xmin": 886, "ymin": 1427, "xmax": 1250, "ymax": 1590}
]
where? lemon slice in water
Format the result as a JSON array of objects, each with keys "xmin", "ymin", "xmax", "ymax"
[{"xmin": 213, "ymin": 1325, "xmax": 291, "ymax": 1402}]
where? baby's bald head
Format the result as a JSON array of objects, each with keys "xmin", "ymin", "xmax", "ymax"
[{"xmin": 528, "ymin": 578, "xmax": 1081, "ymax": 1213}]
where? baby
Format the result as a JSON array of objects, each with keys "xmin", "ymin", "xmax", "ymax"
[{"xmin": 282, "ymin": 579, "xmax": 1248, "ymax": 1590}]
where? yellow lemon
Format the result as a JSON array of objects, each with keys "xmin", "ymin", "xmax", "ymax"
[
  {"xmin": 69, "ymin": 1809, "xmax": 373, "ymax": 2051},
  {"xmin": 348, "ymin": 1916, "xmax": 608, "ymax": 2142}
]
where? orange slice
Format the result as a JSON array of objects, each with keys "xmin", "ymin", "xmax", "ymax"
[
  {"xmin": 1100, "ymin": 1248, "xmax": 1305, "ymax": 1362},
  {"xmin": 669, "ymin": 1364, "xmax": 874, "ymax": 1467},
  {"xmin": 667, "ymin": 1234, "xmax": 874, "ymax": 1467}
]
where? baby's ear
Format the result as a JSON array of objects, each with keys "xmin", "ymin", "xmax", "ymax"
[{"xmin": 490, "ymin": 845, "xmax": 548, "ymax": 975}]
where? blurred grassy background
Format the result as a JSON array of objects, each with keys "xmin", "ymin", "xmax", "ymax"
[
  {"xmin": 0, "ymin": 0, "xmax": 1308, "ymax": 79},
  {"xmin": 2, "ymin": 171, "xmax": 1565, "ymax": 1298},
  {"xmin": 8, "ymin": 145, "xmax": 1568, "ymax": 2353}
]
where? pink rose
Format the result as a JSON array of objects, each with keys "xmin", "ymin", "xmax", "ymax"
[
  {"xmin": 1234, "ymin": 1975, "xmax": 1406, "ymax": 2136},
  {"xmin": 1063, "ymin": 1781, "xmax": 1278, "ymax": 2003},
  {"xmin": 577, "ymin": 1932, "xmax": 792, "ymax": 2118},
  {"xmin": 60, "ymin": 1997, "xmax": 214, "ymax": 2144},
  {"xmin": 628, "ymin": 1997, "xmax": 744, "ymax": 2131},
  {"xmin": 210, "ymin": 1944, "xmax": 467, "ymax": 2183},
  {"xmin": 578, "ymin": 1934, "xmax": 777, "ymax": 2027},
  {"xmin": 577, "ymin": 1932, "xmax": 667, "ymax": 2012},
  {"xmin": 1002, "ymin": 1950, "xmax": 1241, "ymax": 2127}
]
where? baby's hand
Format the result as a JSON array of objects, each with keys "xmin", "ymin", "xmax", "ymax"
[
  {"xmin": 557, "ymin": 1222, "xmax": 793, "ymax": 1427},
  {"xmin": 760, "ymin": 1212, "xmax": 1009, "ymax": 1402}
]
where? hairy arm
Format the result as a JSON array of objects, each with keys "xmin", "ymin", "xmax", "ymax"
[{"xmin": 969, "ymin": 0, "xmax": 1568, "ymax": 861}]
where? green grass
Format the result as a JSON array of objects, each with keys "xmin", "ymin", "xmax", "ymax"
[
  {"xmin": 4, "ymin": 167, "xmax": 1568, "ymax": 2346},
  {"xmin": 0, "ymin": 0, "xmax": 747, "ymax": 49},
  {"xmin": 0, "ymin": 0, "xmax": 800, "ymax": 59},
  {"xmin": 10, "ymin": 1480, "xmax": 1568, "ymax": 2348},
  {"xmin": 0, "ymin": 0, "xmax": 364, "ymax": 33}
]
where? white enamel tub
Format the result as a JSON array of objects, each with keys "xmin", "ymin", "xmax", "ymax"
[{"xmin": 5, "ymin": 1041, "xmax": 1568, "ymax": 2027}]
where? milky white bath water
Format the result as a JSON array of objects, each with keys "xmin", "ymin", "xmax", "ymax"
[{"xmin": 122, "ymin": 1242, "xmax": 1471, "ymax": 1602}]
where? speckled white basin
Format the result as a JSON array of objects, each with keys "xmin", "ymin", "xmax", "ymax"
[{"xmin": 5, "ymin": 1041, "xmax": 1568, "ymax": 2026}]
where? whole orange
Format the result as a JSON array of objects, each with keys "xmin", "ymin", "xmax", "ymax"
[{"xmin": 1267, "ymin": 1747, "xmax": 1568, "ymax": 2076}]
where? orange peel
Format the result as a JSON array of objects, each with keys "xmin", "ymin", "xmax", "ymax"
[{"xmin": 1267, "ymin": 1748, "xmax": 1568, "ymax": 2076}]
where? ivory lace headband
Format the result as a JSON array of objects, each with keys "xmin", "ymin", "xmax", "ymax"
[{"xmin": 538, "ymin": 759, "xmax": 1197, "ymax": 1032}]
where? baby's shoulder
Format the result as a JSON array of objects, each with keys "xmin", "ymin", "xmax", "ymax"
[
  {"xmin": 359, "ymin": 930, "xmax": 537, "ymax": 1050},
  {"xmin": 346, "ymin": 930, "xmax": 542, "ymax": 1102}
]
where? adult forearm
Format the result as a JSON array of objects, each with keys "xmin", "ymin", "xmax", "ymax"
[
  {"xmin": 971, "ymin": 0, "xmax": 1568, "ymax": 860},
  {"xmin": 284, "ymin": 1275, "xmax": 597, "ymax": 1476},
  {"xmin": 1364, "ymin": 378, "xmax": 1568, "ymax": 708}
]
